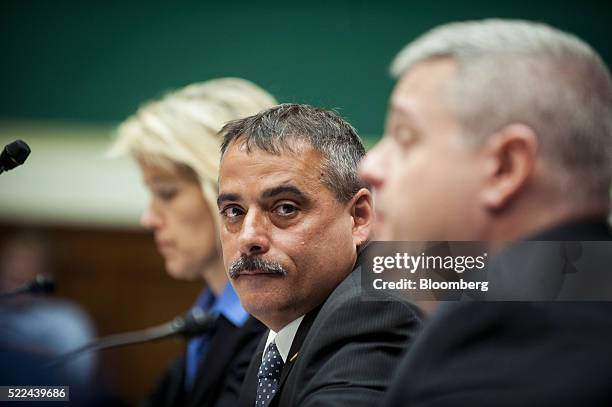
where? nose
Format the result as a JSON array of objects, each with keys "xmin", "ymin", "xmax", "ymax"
[
  {"xmin": 140, "ymin": 203, "xmax": 163, "ymax": 230},
  {"xmin": 238, "ymin": 209, "xmax": 270, "ymax": 257},
  {"xmin": 359, "ymin": 140, "xmax": 388, "ymax": 190}
]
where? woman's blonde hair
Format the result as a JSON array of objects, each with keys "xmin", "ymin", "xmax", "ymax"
[{"xmin": 110, "ymin": 77, "xmax": 277, "ymax": 231}]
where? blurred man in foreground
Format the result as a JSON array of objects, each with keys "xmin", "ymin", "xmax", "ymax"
[
  {"xmin": 217, "ymin": 104, "xmax": 423, "ymax": 407},
  {"xmin": 359, "ymin": 19, "xmax": 612, "ymax": 406}
]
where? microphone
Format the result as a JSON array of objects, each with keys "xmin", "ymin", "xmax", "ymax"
[
  {"xmin": 0, "ymin": 274, "xmax": 56, "ymax": 299},
  {"xmin": 0, "ymin": 139, "xmax": 31, "ymax": 174},
  {"xmin": 55, "ymin": 309, "xmax": 215, "ymax": 364}
]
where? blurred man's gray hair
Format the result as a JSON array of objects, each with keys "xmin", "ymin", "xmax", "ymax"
[{"xmin": 392, "ymin": 19, "xmax": 612, "ymax": 200}]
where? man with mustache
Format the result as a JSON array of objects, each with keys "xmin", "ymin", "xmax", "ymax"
[
  {"xmin": 359, "ymin": 19, "xmax": 612, "ymax": 406},
  {"xmin": 217, "ymin": 103, "xmax": 423, "ymax": 407}
]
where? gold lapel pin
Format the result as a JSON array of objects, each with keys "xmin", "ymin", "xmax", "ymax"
[{"xmin": 289, "ymin": 352, "xmax": 299, "ymax": 363}]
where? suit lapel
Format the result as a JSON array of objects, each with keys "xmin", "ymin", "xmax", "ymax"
[
  {"xmin": 242, "ymin": 306, "xmax": 323, "ymax": 407},
  {"xmin": 277, "ymin": 305, "xmax": 322, "ymax": 390}
]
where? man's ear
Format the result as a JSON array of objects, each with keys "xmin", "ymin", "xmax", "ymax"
[
  {"xmin": 349, "ymin": 188, "xmax": 374, "ymax": 246},
  {"xmin": 480, "ymin": 123, "xmax": 538, "ymax": 211}
]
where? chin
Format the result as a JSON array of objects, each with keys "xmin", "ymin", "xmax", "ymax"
[{"xmin": 237, "ymin": 288, "xmax": 288, "ymax": 318}]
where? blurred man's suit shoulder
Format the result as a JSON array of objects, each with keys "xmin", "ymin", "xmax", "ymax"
[{"xmin": 383, "ymin": 219, "xmax": 612, "ymax": 407}]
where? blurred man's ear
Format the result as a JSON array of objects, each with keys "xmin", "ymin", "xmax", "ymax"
[
  {"xmin": 480, "ymin": 124, "xmax": 538, "ymax": 211},
  {"xmin": 349, "ymin": 188, "xmax": 374, "ymax": 246}
]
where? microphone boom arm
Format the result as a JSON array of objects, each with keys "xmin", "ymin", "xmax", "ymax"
[{"xmin": 54, "ymin": 309, "xmax": 215, "ymax": 365}]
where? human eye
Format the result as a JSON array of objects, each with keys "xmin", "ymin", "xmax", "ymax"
[
  {"xmin": 220, "ymin": 205, "xmax": 245, "ymax": 222},
  {"xmin": 154, "ymin": 187, "xmax": 178, "ymax": 202},
  {"xmin": 392, "ymin": 124, "xmax": 418, "ymax": 148},
  {"xmin": 272, "ymin": 202, "xmax": 299, "ymax": 218}
]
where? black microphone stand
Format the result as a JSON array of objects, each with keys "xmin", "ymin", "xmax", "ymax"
[{"xmin": 53, "ymin": 309, "xmax": 215, "ymax": 366}]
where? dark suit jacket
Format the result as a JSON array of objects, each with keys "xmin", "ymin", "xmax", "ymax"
[
  {"xmin": 143, "ymin": 315, "xmax": 265, "ymax": 407},
  {"xmin": 383, "ymin": 219, "xmax": 612, "ymax": 407},
  {"xmin": 238, "ymin": 264, "xmax": 424, "ymax": 407}
]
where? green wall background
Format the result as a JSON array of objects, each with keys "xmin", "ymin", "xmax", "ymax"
[{"xmin": 1, "ymin": 0, "xmax": 611, "ymax": 138}]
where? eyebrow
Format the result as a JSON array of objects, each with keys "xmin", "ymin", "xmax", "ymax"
[
  {"xmin": 217, "ymin": 193, "xmax": 241, "ymax": 208},
  {"xmin": 149, "ymin": 175, "xmax": 176, "ymax": 183},
  {"xmin": 261, "ymin": 185, "xmax": 308, "ymax": 201},
  {"xmin": 216, "ymin": 185, "xmax": 309, "ymax": 208},
  {"xmin": 389, "ymin": 98, "xmax": 423, "ymax": 133}
]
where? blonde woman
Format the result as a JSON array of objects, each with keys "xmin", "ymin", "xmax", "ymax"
[{"xmin": 110, "ymin": 78, "xmax": 277, "ymax": 407}]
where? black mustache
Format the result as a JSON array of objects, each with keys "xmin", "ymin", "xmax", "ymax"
[{"xmin": 228, "ymin": 256, "xmax": 288, "ymax": 279}]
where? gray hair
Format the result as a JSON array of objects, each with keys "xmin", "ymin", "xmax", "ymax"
[
  {"xmin": 220, "ymin": 103, "xmax": 366, "ymax": 203},
  {"xmin": 392, "ymin": 19, "xmax": 612, "ymax": 200}
]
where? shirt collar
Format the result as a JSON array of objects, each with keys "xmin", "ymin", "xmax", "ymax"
[
  {"xmin": 264, "ymin": 315, "xmax": 305, "ymax": 363},
  {"xmin": 193, "ymin": 282, "xmax": 249, "ymax": 328}
]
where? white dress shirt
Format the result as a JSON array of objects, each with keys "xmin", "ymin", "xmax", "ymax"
[{"xmin": 262, "ymin": 315, "xmax": 305, "ymax": 363}]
